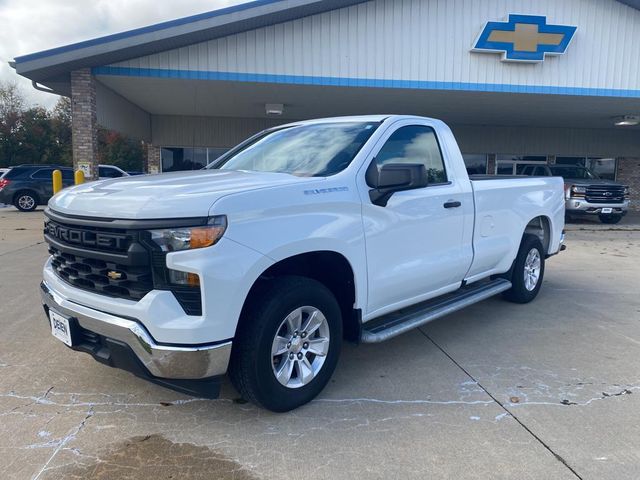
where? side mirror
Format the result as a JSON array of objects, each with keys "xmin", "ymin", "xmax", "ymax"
[{"xmin": 366, "ymin": 162, "xmax": 428, "ymax": 206}]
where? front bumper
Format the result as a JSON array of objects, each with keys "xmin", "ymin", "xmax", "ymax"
[
  {"xmin": 40, "ymin": 280, "xmax": 231, "ymax": 397},
  {"xmin": 565, "ymin": 198, "xmax": 629, "ymax": 215}
]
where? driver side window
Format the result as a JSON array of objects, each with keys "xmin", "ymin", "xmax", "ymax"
[{"xmin": 375, "ymin": 125, "xmax": 447, "ymax": 184}]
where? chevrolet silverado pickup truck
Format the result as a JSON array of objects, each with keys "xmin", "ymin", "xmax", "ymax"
[
  {"xmin": 519, "ymin": 163, "xmax": 630, "ymax": 224},
  {"xmin": 40, "ymin": 115, "xmax": 565, "ymax": 412}
]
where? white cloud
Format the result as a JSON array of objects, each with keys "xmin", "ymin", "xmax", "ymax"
[{"xmin": 0, "ymin": 0, "xmax": 245, "ymax": 108}]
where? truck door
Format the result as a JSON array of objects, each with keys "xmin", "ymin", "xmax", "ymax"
[{"xmin": 360, "ymin": 122, "xmax": 472, "ymax": 317}]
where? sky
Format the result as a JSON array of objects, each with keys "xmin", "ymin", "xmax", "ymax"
[{"xmin": 0, "ymin": 0, "xmax": 246, "ymax": 108}]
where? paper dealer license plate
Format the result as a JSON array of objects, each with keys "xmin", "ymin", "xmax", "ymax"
[{"xmin": 50, "ymin": 310, "xmax": 73, "ymax": 346}]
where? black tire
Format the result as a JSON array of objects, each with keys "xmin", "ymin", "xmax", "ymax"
[
  {"xmin": 229, "ymin": 276, "xmax": 342, "ymax": 412},
  {"xmin": 599, "ymin": 214, "xmax": 622, "ymax": 225},
  {"xmin": 503, "ymin": 234, "xmax": 545, "ymax": 304},
  {"xmin": 13, "ymin": 190, "xmax": 39, "ymax": 212}
]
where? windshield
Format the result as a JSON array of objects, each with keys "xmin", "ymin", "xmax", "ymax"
[
  {"xmin": 212, "ymin": 122, "xmax": 380, "ymax": 177},
  {"xmin": 549, "ymin": 165, "xmax": 599, "ymax": 179}
]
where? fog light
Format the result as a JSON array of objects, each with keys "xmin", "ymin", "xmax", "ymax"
[{"xmin": 168, "ymin": 269, "xmax": 200, "ymax": 287}]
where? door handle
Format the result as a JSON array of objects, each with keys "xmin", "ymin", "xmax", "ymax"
[{"xmin": 443, "ymin": 200, "xmax": 462, "ymax": 209}]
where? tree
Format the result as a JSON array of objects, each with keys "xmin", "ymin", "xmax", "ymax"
[
  {"xmin": 0, "ymin": 82, "xmax": 25, "ymax": 166},
  {"xmin": 0, "ymin": 82, "xmax": 144, "ymax": 171},
  {"xmin": 51, "ymin": 97, "xmax": 72, "ymax": 166},
  {"xmin": 98, "ymin": 128, "xmax": 145, "ymax": 172},
  {"xmin": 0, "ymin": 82, "xmax": 24, "ymax": 118}
]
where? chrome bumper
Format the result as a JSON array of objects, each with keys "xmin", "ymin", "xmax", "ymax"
[
  {"xmin": 40, "ymin": 280, "xmax": 231, "ymax": 380},
  {"xmin": 565, "ymin": 198, "xmax": 629, "ymax": 214}
]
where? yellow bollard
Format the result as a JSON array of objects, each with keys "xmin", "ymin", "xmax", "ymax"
[
  {"xmin": 74, "ymin": 170, "xmax": 85, "ymax": 185},
  {"xmin": 52, "ymin": 170, "xmax": 63, "ymax": 194}
]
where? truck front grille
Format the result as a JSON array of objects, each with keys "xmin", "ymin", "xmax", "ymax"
[
  {"xmin": 49, "ymin": 245, "xmax": 153, "ymax": 300},
  {"xmin": 44, "ymin": 212, "xmax": 203, "ymax": 314},
  {"xmin": 585, "ymin": 185, "xmax": 626, "ymax": 204}
]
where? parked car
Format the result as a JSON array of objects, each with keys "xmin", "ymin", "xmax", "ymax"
[
  {"xmin": 98, "ymin": 165, "xmax": 130, "ymax": 179},
  {"xmin": 0, "ymin": 165, "xmax": 74, "ymax": 211},
  {"xmin": 40, "ymin": 115, "xmax": 565, "ymax": 411},
  {"xmin": 520, "ymin": 164, "xmax": 629, "ymax": 224}
]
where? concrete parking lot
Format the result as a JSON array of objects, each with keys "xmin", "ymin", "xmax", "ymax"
[{"xmin": 1, "ymin": 207, "xmax": 639, "ymax": 480}]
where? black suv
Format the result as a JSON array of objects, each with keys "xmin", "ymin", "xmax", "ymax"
[{"xmin": 0, "ymin": 165, "xmax": 74, "ymax": 212}]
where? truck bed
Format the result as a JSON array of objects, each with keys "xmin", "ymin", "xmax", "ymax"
[{"xmin": 464, "ymin": 175, "xmax": 565, "ymax": 282}]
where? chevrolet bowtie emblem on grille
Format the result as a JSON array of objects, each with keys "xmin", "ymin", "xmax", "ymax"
[
  {"xmin": 107, "ymin": 270, "xmax": 123, "ymax": 280},
  {"xmin": 472, "ymin": 14, "xmax": 577, "ymax": 63}
]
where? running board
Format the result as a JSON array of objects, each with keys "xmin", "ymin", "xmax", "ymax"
[{"xmin": 360, "ymin": 278, "xmax": 512, "ymax": 343}]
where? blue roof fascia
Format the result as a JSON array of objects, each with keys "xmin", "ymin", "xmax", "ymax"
[{"xmin": 93, "ymin": 66, "xmax": 640, "ymax": 98}]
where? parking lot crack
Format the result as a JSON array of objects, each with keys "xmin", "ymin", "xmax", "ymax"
[
  {"xmin": 0, "ymin": 240, "xmax": 45, "ymax": 257},
  {"xmin": 32, "ymin": 407, "xmax": 94, "ymax": 480},
  {"xmin": 419, "ymin": 328, "xmax": 584, "ymax": 480}
]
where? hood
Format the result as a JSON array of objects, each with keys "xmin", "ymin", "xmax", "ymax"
[
  {"xmin": 563, "ymin": 178, "xmax": 621, "ymax": 186},
  {"xmin": 50, "ymin": 169, "xmax": 315, "ymax": 219}
]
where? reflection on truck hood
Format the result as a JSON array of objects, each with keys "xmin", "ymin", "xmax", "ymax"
[
  {"xmin": 50, "ymin": 169, "xmax": 315, "ymax": 219},
  {"xmin": 563, "ymin": 178, "xmax": 621, "ymax": 186}
]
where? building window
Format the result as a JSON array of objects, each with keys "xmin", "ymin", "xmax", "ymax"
[
  {"xmin": 495, "ymin": 155, "xmax": 548, "ymax": 175},
  {"xmin": 556, "ymin": 156, "xmax": 617, "ymax": 181},
  {"xmin": 462, "ymin": 154, "xmax": 488, "ymax": 175},
  {"xmin": 161, "ymin": 147, "xmax": 230, "ymax": 172},
  {"xmin": 589, "ymin": 158, "xmax": 617, "ymax": 181}
]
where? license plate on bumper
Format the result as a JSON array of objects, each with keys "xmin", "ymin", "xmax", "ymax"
[
  {"xmin": 49, "ymin": 310, "xmax": 73, "ymax": 346},
  {"xmin": 601, "ymin": 208, "xmax": 613, "ymax": 214}
]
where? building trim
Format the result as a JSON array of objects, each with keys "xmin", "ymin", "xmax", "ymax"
[
  {"xmin": 94, "ymin": 66, "xmax": 640, "ymax": 98},
  {"xmin": 14, "ymin": 0, "xmax": 288, "ymax": 63}
]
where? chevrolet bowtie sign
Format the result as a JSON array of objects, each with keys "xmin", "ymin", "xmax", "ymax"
[{"xmin": 472, "ymin": 14, "xmax": 577, "ymax": 63}]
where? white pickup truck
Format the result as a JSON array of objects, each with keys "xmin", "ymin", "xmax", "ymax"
[{"xmin": 40, "ymin": 115, "xmax": 565, "ymax": 411}]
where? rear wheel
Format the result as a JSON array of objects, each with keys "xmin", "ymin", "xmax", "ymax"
[
  {"xmin": 13, "ymin": 191, "xmax": 38, "ymax": 212},
  {"xmin": 229, "ymin": 276, "xmax": 342, "ymax": 412},
  {"xmin": 599, "ymin": 214, "xmax": 622, "ymax": 224},
  {"xmin": 503, "ymin": 234, "xmax": 545, "ymax": 304}
]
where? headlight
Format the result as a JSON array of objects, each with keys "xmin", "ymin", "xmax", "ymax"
[
  {"xmin": 149, "ymin": 216, "xmax": 227, "ymax": 252},
  {"xmin": 571, "ymin": 186, "xmax": 586, "ymax": 194}
]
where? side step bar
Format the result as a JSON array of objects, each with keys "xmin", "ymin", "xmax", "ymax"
[{"xmin": 360, "ymin": 278, "xmax": 512, "ymax": 343}]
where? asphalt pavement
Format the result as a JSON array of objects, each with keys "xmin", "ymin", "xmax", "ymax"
[{"xmin": 1, "ymin": 207, "xmax": 639, "ymax": 479}]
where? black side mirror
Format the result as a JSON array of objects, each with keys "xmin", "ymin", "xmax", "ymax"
[{"xmin": 366, "ymin": 162, "xmax": 428, "ymax": 207}]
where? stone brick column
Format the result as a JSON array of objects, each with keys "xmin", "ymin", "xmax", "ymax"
[
  {"xmin": 70, "ymin": 69, "xmax": 98, "ymax": 179},
  {"xmin": 486, "ymin": 154, "xmax": 497, "ymax": 174},
  {"xmin": 616, "ymin": 158, "xmax": 640, "ymax": 211},
  {"xmin": 147, "ymin": 145, "xmax": 161, "ymax": 174}
]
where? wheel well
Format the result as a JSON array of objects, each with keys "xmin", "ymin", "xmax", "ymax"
[
  {"xmin": 243, "ymin": 251, "xmax": 360, "ymax": 342},
  {"xmin": 524, "ymin": 216, "xmax": 550, "ymax": 253},
  {"xmin": 13, "ymin": 189, "xmax": 40, "ymax": 204}
]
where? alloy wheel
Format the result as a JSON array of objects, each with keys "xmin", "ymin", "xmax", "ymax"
[{"xmin": 271, "ymin": 306, "xmax": 330, "ymax": 389}]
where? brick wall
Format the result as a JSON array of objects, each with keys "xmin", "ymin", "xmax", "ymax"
[
  {"xmin": 147, "ymin": 145, "xmax": 161, "ymax": 174},
  {"xmin": 617, "ymin": 158, "xmax": 640, "ymax": 211},
  {"xmin": 70, "ymin": 69, "xmax": 98, "ymax": 179}
]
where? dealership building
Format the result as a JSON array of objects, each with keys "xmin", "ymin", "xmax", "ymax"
[{"xmin": 11, "ymin": 0, "xmax": 640, "ymax": 208}]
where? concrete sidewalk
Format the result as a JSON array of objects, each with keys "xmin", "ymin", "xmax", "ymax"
[{"xmin": 1, "ymin": 209, "xmax": 639, "ymax": 479}]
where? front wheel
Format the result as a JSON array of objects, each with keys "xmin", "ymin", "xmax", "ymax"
[
  {"xmin": 599, "ymin": 214, "xmax": 622, "ymax": 224},
  {"xmin": 229, "ymin": 276, "xmax": 342, "ymax": 412},
  {"xmin": 503, "ymin": 234, "xmax": 545, "ymax": 304}
]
